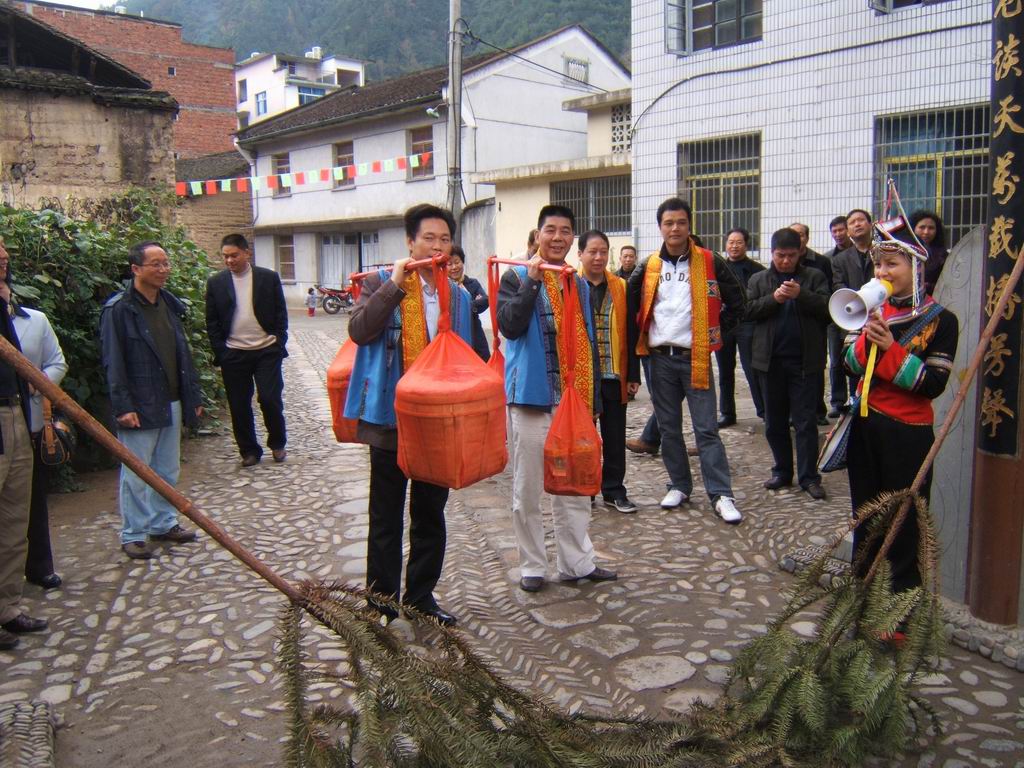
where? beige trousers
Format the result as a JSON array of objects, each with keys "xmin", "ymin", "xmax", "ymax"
[
  {"xmin": 0, "ymin": 405, "xmax": 33, "ymax": 624},
  {"xmin": 508, "ymin": 405, "xmax": 595, "ymax": 579}
]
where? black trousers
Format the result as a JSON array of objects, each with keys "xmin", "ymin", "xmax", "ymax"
[
  {"xmin": 827, "ymin": 324, "xmax": 849, "ymax": 409},
  {"xmin": 367, "ymin": 446, "xmax": 449, "ymax": 613},
  {"xmin": 760, "ymin": 361, "xmax": 821, "ymax": 488},
  {"xmin": 24, "ymin": 436, "xmax": 54, "ymax": 580},
  {"xmin": 715, "ymin": 322, "xmax": 764, "ymax": 419},
  {"xmin": 220, "ymin": 346, "xmax": 287, "ymax": 459},
  {"xmin": 598, "ymin": 379, "xmax": 627, "ymax": 501},
  {"xmin": 848, "ymin": 410, "xmax": 933, "ymax": 594}
]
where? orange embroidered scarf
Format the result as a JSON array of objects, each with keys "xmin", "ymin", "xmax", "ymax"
[
  {"xmin": 399, "ymin": 272, "xmax": 429, "ymax": 372},
  {"xmin": 635, "ymin": 241, "xmax": 722, "ymax": 390},
  {"xmin": 542, "ymin": 269, "xmax": 594, "ymax": 411}
]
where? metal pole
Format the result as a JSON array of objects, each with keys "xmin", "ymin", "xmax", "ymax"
[{"xmin": 446, "ymin": 0, "xmax": 463, "ymax": 227}]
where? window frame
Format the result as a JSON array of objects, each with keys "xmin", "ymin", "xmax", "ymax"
[
  {"xmin": 869, "ymin": 0, "xmax": 941, "ymax": 12},
  {"xmin": 407, "ymin": 126, "xmax": 435, "ymax": 181},
  {"xmin": 665, "ymin": 0, "xmax": 763, "ymax": 56},
  {"xmin": 298, "ymin": 85, "xmax": 326, "ymax": 106},
  {"xmin": 332, "ymin": 141, "xmax": 355, "ymax": 190},
  {"xmin": 275, "ymin": 235, "xmax": 296, "ymax": 283},
  {"xmin": 563, "ymin": 55, "xmax": 590, "ymax": 85},
  {"xmin": 549, "ymin": 175, "xmax": 632, "ymax": 236},
  {"xmin": 255, "ymin": 91, "xmax": 268, "ymax": 116},
  {"xmin": 271, "ymin": 153, "xmax": 291, "ymax": 198},
  {"xmin": 237, "ymin": 78, "xmax": 247, "ymax": 103}
]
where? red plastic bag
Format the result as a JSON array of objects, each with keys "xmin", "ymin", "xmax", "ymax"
[
  {"xmin": 543, "ymin": 270, "xmax": 602, "ymax": 496},
  {"xmin": 396, "ymin": 261, "xmax": 508, "ymax": 489},
  {"xmin": 326, "ymin": 338, "xmax": 361, "ymax": 444}
]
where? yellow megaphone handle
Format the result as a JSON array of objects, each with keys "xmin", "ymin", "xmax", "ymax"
[{"xmin": 858, "ymin": 279, "xmax": 891, "ymax": 418}]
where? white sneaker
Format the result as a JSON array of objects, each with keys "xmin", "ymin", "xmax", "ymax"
[
  {"xmin": 714, "ymin": 496, "xmax": 742, "ymax": 525},
  {"xmin": 660, "ymin": 489, "xmax": 689, "ymax": 509}
]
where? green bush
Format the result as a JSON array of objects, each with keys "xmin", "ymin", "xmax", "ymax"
[{"xmin": 0, "ymin": 189, "xmax": 220, "ymax": 468}]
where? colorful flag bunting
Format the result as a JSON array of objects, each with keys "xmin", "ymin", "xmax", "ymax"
[
  {"xmin": 421, "ymin": 152, "xmax": 432, "ymax": 167},
  {"xmin": 397, "ymin": 156, "xmax": 408, "ymax": 170},
  {"xmin": 220, "ymin": 179, "xmax": 232, "ymax": 192},
  {"xmin": 410, "ymin": 154, "xmax": 420, "ymax": 169},
  {"xmin": 267, "ymin": 175, "xmax": 278, "ymax": 189},
  {"xmin": 190, "ymin": 181, "xmax": 203, "ymax": 195},
  {"xmin": 294, "ymin": 172, "xmax": 306, "ymax": 186},
  {"xmin": 321, "ymin": 168, "xmax": 331, "ymax": 182},
  {"xmin": 384, "ymin": 158, "xmax": 395, "ymax": 173},
  {"xmin": 175, "ymin": 181, "xmax": 186, "ymax": 196},
  {"xmin": 358, "ymin": 163, "xmax": 368, "ymax": 176},
  {"xmin": 333, "ymin": 167, "xmax": 345, "ymax": 181},
  {"xmin": 346, "ymin": 164, "xmax": 356, "ymax": 178},
  {"xmin": 371, "ymin": 160, "xmax": 382, "ymax": 174},
  {"xmin": 280, "ymin": 173, "xmax": 292, "ymax": 187},
  {"xmin": 249, "ymin": 176, "xmax": 260, "ymax": 191},
  {"xmin": 237, "ymin": 177, "xmax": 249, "ymax": 193}
]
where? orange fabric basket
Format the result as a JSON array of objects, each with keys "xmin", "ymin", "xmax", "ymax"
[
  {"xmin": 543, "ymin": 270, "xmax": 602, "ymax": 496},
  {"xmin": 395, "ymin": 263, "xmax": 508, "ymax": 489},
  {"xmin": 326, "ymin": 338, "xmax": 361, "ymax": 444}
]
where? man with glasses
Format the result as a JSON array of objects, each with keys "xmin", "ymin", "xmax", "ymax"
[{"xmin": 100, "ymin": 242, "xmax": 203, "ymax": 560}]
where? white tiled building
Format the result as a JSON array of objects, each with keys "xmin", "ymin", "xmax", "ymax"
[
  {"xmin": 235, "ymin": 49, "xmax": 365, "ymax": 128},
  {"xmin": 631, "ymin": 0, "xmax": 990, "ymax": 258},
  {"xmin": 235, "ymin": 25, "xmax": 630, "ymax": 301}
]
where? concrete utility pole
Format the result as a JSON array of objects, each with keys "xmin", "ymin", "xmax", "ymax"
[
  {"xmin": 446, "ymin": 0, "xmax": 463, "ymax": 228},
  {"xmin": 968, "ymin": 0, "xmax": 1024, "ymax": 626}
]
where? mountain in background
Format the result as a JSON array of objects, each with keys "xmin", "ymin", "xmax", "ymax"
[{"xmin": 119, "ymin": 0, "xmax": 630, "ymax": 80}]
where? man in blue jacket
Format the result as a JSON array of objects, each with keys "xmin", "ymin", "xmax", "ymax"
[{"xmin": 100, "ymin": 242, "xmax": 204, "ymax": 560}]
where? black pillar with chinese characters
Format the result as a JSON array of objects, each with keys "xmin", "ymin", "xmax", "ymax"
[{"xmin": 969, "ymin": 0, "xmax": 1024, "ymax": 625}]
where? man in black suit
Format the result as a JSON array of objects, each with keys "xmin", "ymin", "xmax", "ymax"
[{"xmin": 205, "ymin": 234, "xmax": 289, "ymax": 467}]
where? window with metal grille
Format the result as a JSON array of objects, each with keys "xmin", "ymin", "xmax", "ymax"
[
  {"xmin": 611, "ymin": 104, "xmax": 632, "ymax": 154},
  {"xmin": 869, "ymin": 0, "xmax": 949, "ymax": 12},
  {"xmin": 276, "ymin": 235, "xmax": 295, "ymax": 281},
  {"xmin": 550, "ymin": 175, "xmax": 631, "ymax": 235},
  {"xmin": 408, "ymin": 126, "xmax": 434, "ymax": 179},
  {"xmin": 665, "ymin": 0, "xmax": 762, "ymax": 56},
  {"xmin": 564, "ymin": 56, "xmax": 590, "ymax": 84},
  {"xmin": 333, "ymin": 141, "xmax": 354, "ymax": 189},
  {"xmin": 298, "ymin": 86, "xmax": 325, "ymax": 106},
  {"xmin": 272, "ymin": 153, "xmax": 290, "ymax": 197},
  {"xmin": 677, "ymin": 133, "xmax": 761, "ymax": 252},
  {"xmin": 874, "ymin": 105, "xmax": 989, "ymax": 249}
]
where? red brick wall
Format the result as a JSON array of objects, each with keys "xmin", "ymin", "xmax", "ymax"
[{"xmin": 22, "ymin": 2, "xmax": 236, "ymax": 158}]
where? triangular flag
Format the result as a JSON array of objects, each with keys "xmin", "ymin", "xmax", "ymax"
[
  {"xmin": 175, "ymin": 181, "xmax": 187, "ymax": 196},
  {"xmin": 410, "ymin": 154, "xmax": 420, "ymax": 169},
  {"xmin": 205, "ymin": 180, "xmax": 218, "ymax": 195},
  {"xmin": 280, "ymin": 173, "xmax": 292, "ymax": 187},
  {"xmin": 267, "ymin": 175, "xmax": 278, "ymax": 189},
  {"xmin": 220, "ymin": 179, "xmax": 232, "ymax": 192},
  {"xmin": 384, "ymin": 158, "xmax": 395, "ymax": 173},
  {"xmin": 320, "ymin": 168, "xmax": 330, "ymax": 182},
  {"xmin": 346, "ymin": 164, "xmax": 356, "ymax": 178},
  {"xmin": 420, "ymin": 152, "xmax": 432, "ymax": 167},
  {"xmin": 333, "ymin": 167, "xmax": 345, "ymax": 181},
  {"xmin": 237, "ymin": 177, "xmax": 249, "ymax": 193},
  {"xmin": 358, "ymin": 163, "xmax": 368, "ymax": 176},
  {"xmin": 190, "ymin": 181, "xmax": 203, "ymax": 195},
  {"xmin": 371, "ymin": 160, "xmax": 382, "ymax": 174},
  {"xmin": 396, "ymin": 156, "xmax": 408, "ymax": 170},
  {"xmin": 294, "ymin": 172, "xmax": 306, "ymax": 185}
]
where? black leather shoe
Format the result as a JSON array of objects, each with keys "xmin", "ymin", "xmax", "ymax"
[
  {"xmin": 717, "ymin": 415, "xmax": 736, "ymax": 428},
  {"xmin": 763, "ymin": 476, "xmax": 792, "ymax": 491},
  {"xmin": 804, "ymin": 482, "xmax": 827, "ymax": 500},
  {"xmin": 519, "ymin": 576, "xmax": 544, "ymax": 592},
  {"xmin": 827, "ymin": 408, "xmax": 843, "ymax": 419},
  {"xmin": 0, "ymin": 627, "xmax": 18, "ymax": 650},
  {"xmin": 561, "ymin": 566, "xmax": 617, "ymax": 583},
  {"xmin": 405, "ymin": 604, "xmax": 457, "ymax": 627},
  {"xmin": 27, "ymin": 573, "xmax": 62, "ymax": 590},
  {"xmin": 2, "ymin": 614, "xmax": 48, "ymax": 634},
  {"xmin": 817, "ymin": 415, "xmax": 829, "ymax": 426},
  {"xmin": 241, "ymin": 454, "xmax": 261, "ymax": 468}
]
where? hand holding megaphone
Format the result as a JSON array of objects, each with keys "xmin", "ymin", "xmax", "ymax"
[{"xmin": 828, "ymin": 278, "xmax": 894, "ymax": 331}]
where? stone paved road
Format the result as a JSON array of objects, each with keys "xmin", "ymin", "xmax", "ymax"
[{"xmin": 1, "ymin": 310, "xmax": 1021, "ymax": 767}]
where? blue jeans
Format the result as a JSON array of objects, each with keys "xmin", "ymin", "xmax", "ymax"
[
  {"xmin": 649, "ymin": 351, "xmax": 733, "ymax": 500},
  {"xmin": 639, "ymin": 356, "xmax": 661, "ymax": 446},
  {"xmin": 118, "ymin": 400, "xmax": 182, "ymax": 543}
]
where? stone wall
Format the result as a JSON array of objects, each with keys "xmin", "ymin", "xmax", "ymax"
[
  {"xmin": 175, "ymin": 192, "xmax": 254, "ymax": 266},
  {"xmin": 22, "ymin": 2, "xmax": 237, "ymax": 158},
  {"xmin": 0, "ymin": 89, "xmax": 175, "ymax": 208}
]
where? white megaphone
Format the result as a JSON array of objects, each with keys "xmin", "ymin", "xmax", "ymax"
[{"xmin": 828, "ymin": 278, "xmax": 893, "ymax": 331}]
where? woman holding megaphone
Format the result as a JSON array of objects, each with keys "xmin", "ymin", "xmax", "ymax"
[{"xmin": 839, "ymin": 238, "xmax": 958, "ymax": 609}]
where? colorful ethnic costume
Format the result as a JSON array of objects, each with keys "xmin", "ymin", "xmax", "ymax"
[
  {"xmin": 345, "ymin": 269, "xmax": 473, "ymax": 618},
  {"xmin": 498, "ymin": 264, "xmax": 609, "ymax": 582}
]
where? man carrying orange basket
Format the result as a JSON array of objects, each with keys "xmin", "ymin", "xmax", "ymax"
[
  {"xmin": 345, "ymin": 204, "xmax": 474, "ymax": 627},
  {"xmin": 497, "ymin": 204, "xmax": 618, "ymax": 594}
]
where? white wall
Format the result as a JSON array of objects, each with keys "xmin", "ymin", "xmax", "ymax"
[{"xmin": 631, "ymin": 0, "xmax": 990, "ymax": 256}]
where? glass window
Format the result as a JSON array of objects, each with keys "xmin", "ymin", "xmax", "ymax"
[
  {"xmin": 276, "ymin": 235, "xmax": 295, "ymax": 281},
  {"xmin": 666, "ymin": 0, "xmax": 762, "ymax": 55},
  {"xmin": 408, "ymin": 126, "xmax": 434, "ymax": 179},
  {"xmin": 333, "ymin": 141, "xmax": 354, "ymax": 188},
  {"xmin": 678, "ymin": 133, "xmax": 761, "ymax": 252},
  {"xmin": 237, "ymin": 79, "xmax": 247, "ymax": 103},
  {"xmin": 272, "ymin": 153, "xmax": 290, "ymax": 198},
  {"xmin": 550, "ymin": 175, "xmax": 631, "ymax": 235},
  {"xmin": 298, "ymin": 86, "xmax": 326, "ymax": 106},
  {"xmin": 255, "ymin": 91, "xmax": 268, "ymax": 116},
  {"xmin": 874, "ymin": 105, "xmax": 989, "ymax": 249}
]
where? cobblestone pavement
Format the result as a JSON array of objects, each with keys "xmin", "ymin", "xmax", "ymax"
[{"xmin": 1, "ymin": 311, "xmax": 1021, "ymax": 767}]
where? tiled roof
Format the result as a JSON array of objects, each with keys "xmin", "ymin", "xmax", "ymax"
[
  {"xmin": 0, "ymin": 67, "xmax": 176, "ymax": 109},
  {"xmin": 176, "ymin": 151, "xmax": 250, "ymax": 181}
]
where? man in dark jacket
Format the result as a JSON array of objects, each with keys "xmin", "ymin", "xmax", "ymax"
[
  {"xmin": 746, "ymin": 228, "xmax": 831, "ymax": 500},
  {"xmin": 0, "ymin": 237, "xmax": 45, "ymax": 650},
  {"xmin": 101, "ymin": 241, "xmax": 203, "ymax": 559},
  {"xmin": 206, "ymin": 234, "xmax": 289, "ymax": 467},
  {"xmin": 831, "ymin": 209, "xmax": 876, "ymax": 403},
  {"xmin": 791, "ymin": 222, "xmax": 832, "ymax": 426},
  {"xmin": 824, "ymin": 216, "xmax": 853, "ymax": 416}
]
